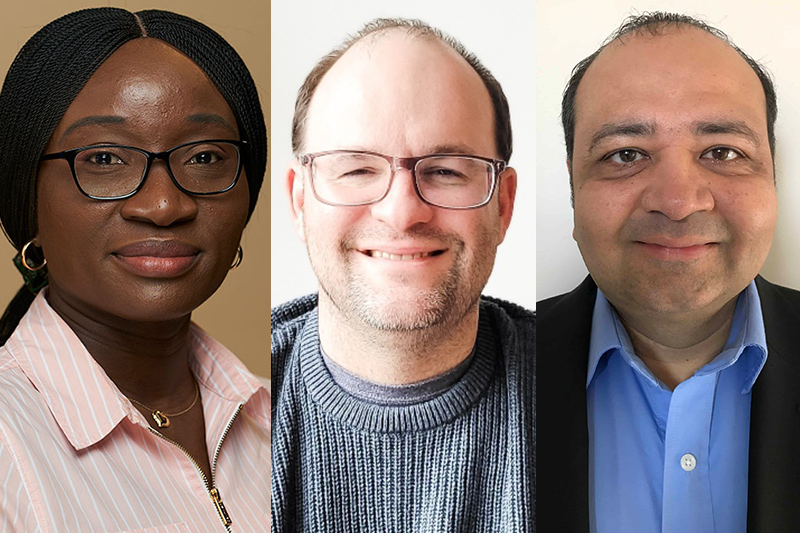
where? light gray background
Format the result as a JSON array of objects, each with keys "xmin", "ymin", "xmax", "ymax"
[
  {"xmin": 271, "ymin": 0, "xmax": 536, "ymax": 309},
  {"xmin": 537, "ymin": 0, "xmax": 800, "ymax": 300}
]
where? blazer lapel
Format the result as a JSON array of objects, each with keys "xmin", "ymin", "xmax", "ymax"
[
  {"xmin": 537, "ymin": 276, "xmax": 595, "ymax": 532},
  {"xmin": 748, "ymin": 276, "xmax": 800, "ymax": 532}
]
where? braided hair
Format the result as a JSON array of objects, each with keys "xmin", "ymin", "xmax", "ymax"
[{"xmin": 0, "ymin": 8, "xmax": 267, "ymax": 342}]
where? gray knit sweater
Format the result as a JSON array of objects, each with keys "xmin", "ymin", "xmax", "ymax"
[{"xmin": 271, "ymin": 295, "xmax": 535, "ymax": 532}]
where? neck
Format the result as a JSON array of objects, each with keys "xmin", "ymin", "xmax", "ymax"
[
  {"xmin": 45, "ymin": 289, "xmax": 196, "ymax": 405},
  {"xmin": 317, "ymin": 294, "xmax": 480, "ymax": 386},
  {"xmin": 615, "ymin": 297, "xmax": 738, "ymax": 390}
]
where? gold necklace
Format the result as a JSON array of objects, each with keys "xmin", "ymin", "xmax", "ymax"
[{"xmin": 128, "ymin": 381, "xmax": 200, "ymax": 428}]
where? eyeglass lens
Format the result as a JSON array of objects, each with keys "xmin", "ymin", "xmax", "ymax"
[
  {"xmin": 311, "ymin": 153, "xmax": 494, "ymax": 208},
  {"xmin": 73, "ymin": 141, "xmax": 240, "ymax": 198}
]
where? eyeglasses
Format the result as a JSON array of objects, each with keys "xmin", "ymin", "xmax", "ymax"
[
  {"xmin": 300, "ymin": 150, "xmax": 507, "ymax": 209},
  {"xmin": 41, "ymin": 139, "xmax": 247, "ymax": 200}
]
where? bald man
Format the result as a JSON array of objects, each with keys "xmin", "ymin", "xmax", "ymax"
[
  {"xmin": 538, "ymin": 12, "xmax": 800, "ymax": 533},
  {"xmin": 271, "ymin": 18, "xmax": 534, "ymax": 532}
]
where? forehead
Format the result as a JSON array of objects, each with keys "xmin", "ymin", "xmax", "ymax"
[
  {"xmin": 573, "ymin": 27, "xmax": 768, "ymax": 145},
  {"xmin": 303, "ymin": 30, "xmax": 495, "ymax": 156},
  {"xmin": 52, "ymin": 38, "xmax": 237, "ymax": 143}
]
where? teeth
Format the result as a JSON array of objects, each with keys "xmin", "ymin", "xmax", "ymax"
[{"xmin": 368, "ymin": 251, "xmax": 432, "ymax": 261}]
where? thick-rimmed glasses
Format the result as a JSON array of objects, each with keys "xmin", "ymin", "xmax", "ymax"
[
  {"xmin": 300, "ymin": 150, "xmax": 507, "ymax": 209},
  {"xmin": 41, "ymin": 139, "xmax": 247, "ymax": 200}
]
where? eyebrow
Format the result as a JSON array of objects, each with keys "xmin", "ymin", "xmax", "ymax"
[
  {"xmin": 693, "ymin": 120, "xmax": 762, "ymax": 147},
  {"xmin": 588, "ymin": 122, "xmax": 656, "ymax": 152},
  {"xmin": 587, "ymin": 119, "xmax": 763, "ymax": 154},
  {"xmin": 426, "ymin": 143, "xmax": 482, "ymax": 155},
  {"xmin": 339, "ymin": 143, "xmax": 482, "ymax": 156},
  {"xmin": 61, "ymin": 115, "xmax": 125, "ymax": 140},
  {"xmin": 186, "ymin": 113, "xmax": 237, "ymax": 134}
]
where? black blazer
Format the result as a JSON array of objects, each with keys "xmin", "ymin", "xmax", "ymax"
[{"xmin": 536, "ymin": 275, "xmax": 800, "ymax": 532}]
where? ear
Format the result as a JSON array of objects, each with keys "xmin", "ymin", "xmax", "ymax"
[
  {"xmin": 496, "ymin": 167, "xmax": 517, "ymax": 243},
  {"xmin": 287, "ymin": 162, "xmax": 306, "ymax": 242}
]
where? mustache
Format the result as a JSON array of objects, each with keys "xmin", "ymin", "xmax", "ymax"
[{"xmin": 621, "ymin": 214, "xmax": 730, "ymax": 244}]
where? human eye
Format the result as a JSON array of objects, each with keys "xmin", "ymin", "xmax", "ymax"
[
  {"xmin": 76, "ymin": 146, "xmax": 129, "ymax": 174},
  {"xmin": 603, "ymin": 148, "xmax": 648, "ymax": 165},
  {"xmin": 425, "ymin": 166, "xmax": 464, "ymax": 178},
  {"xmin": 82, "ymin": 148, "xmax": 126, "ymax": 166},
  {"xmin": 183, "ymin": 143, "xmax": 229, "ymax": 165},
  {"xmin": 187, "ymin": 151, "xmax": 221, "ymax": 165},
  {"xmin": 320, "ymin": 155, "xmax": 385, "ymax": 183},
  {"xmin": 420, "ymin": 167, "xmax": 469, "ymax": 189},
  {"xmin": 418, "ymin": 157, "xmax": 482, "ymax": 186},
  {"xmin": 700, "ymin": 146, "xmax": 744, "ymax": 162}
]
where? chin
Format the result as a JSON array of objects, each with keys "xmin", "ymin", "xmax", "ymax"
[
  {"xmin": 327, "ymin": 278, "xmax": 481, "ymax": 333},
  {"xmin": 621, "ymin": 276, "xmax": 741, "ymax": 317}
]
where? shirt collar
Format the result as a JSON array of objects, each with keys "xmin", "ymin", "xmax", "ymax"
[
  {"xmin": 189, "ymin": 325, "xmax": 270, "ymax": 429},
  {"xmin": 3, "ymin": 291, "xmax": 268, "ymax": 450},
  {"xmin": 587, "ymin": 281, "xmax": 767, "ymax": 393}
]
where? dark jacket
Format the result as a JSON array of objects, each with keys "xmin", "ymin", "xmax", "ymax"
[{"xmin": 537, "ymin": 275, "xmax": 800, "ymax": 532}]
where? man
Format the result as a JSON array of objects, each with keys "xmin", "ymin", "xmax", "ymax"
[
  {"xmin": 538, "ymin": 12, "xmax": 800, "ymax": 532},
  {"xmin": 271, "ymin": 19, "xmax": 534, "ymax": 532}
]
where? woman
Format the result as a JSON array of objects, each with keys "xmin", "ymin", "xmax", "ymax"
[{"xmin": 0, "ymin": 8, "xmax": 269, "ymax": 531}]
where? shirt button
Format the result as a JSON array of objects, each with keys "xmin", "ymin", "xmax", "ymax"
[{"xmin": 681, "ymin": 453, "xmax": 697, "ymax": 472}]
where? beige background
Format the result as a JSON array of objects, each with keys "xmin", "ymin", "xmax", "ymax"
[{"xmin": 0, "ymin": 0, "xmax": 269, "ymax": 377}]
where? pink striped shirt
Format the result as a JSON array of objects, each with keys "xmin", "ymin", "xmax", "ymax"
[{"xmin": 0, "ymin": 291, "xmax": 270, "ymax": 532}]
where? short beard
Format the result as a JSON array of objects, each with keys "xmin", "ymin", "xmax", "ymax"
[
  {"xmin": 309, "ymin": 224, "xmax": 492, "ymax": 339},
  {"xmin": 342, "ymin": 244, "xmax": 472, "ymax": 332}
]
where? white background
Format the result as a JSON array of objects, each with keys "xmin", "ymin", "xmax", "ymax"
[
  {"xmin": 538, "ymin": 0, "xmax": 800, "ymax": 300},
  {"xmin": 270, "ymin": 0, "xmax": 536, "ymax": 309}
]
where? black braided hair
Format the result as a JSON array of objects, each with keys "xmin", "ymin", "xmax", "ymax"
[{"xmin": 0, "ymin": 8, "xmax": 267, "ymax": 343}]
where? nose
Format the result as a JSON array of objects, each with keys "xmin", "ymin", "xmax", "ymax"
[
  {"xmin": 369, "ymin": 167, "xmax": 434, "ymax": 231},
  {"xmin": 119, "ymin": 160, "xmax": 198, "ymax": 226},
  {"xmin": 640, "ymin": 154, "xmax": 715, "ymax": 221}
]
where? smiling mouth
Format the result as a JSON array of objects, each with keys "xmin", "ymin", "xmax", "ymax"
[
  {"xmin": 634, "ymin": 241, "xmax": 717, "ymax": 261},
  {"xmin": 364, "ymin": 250, "xmax": 445, "ymax": 261}
]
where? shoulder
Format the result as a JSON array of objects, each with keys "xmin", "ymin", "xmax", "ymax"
[
  {"xmin": 538, "ymin": 275, "xmax": 597, "ymax": 319},
  {"xmin": 756, "ymin": 275, "xmax": 800, "ymax": 313},
  {"xmin": 271, "ymin": 295, "xmax": 318, "ymax": 394},
  {"xmin": 755, "ymin": 276, "xmax": 800, "ymax": 359},
  {"xmin": 271, "ymin": 294, "xmax": 318, "ymax": 352},
  {"xmin": 479, "ymin": 296, "xmax": 535, "ymax": 366},
  {"xmin": 480, "ymin": 295, "xmax": 535, "ymax": 337},
  {"xmin": 480, "ymin": 295, "xmax": 534, "ymax": 322}
]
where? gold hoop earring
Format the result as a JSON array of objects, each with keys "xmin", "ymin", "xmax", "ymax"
[
  {"xmin": 20, "ymin": 239, "xmax": 46, "ymax": 272},
  {"xmin": 230, "ymin": 245, "xmax": 243, "ymax": 270}
]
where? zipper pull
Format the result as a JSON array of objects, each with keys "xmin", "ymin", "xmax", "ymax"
[{"xmin": 210, "ymin": 487, "xmax": 232, "ymax": 526}]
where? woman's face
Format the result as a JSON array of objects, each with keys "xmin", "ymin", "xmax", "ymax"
[{"xmin": 36, "ymin": 38, "xmax": 250, "ymax": 324}]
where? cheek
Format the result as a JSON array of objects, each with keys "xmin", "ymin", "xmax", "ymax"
[
  {"xmin": 572, "ymin": 182, "xmax": 640, "ymax": 261},
  {"xmin": 302, "ymin": 201, "xmax": 360, "ymax": 246},
  {"xmin": 37, "ymin": 177, "xmax": 111, "ymax": 268},
  {"xmin": 723, "ymin": 184, "xmax": 778, "ymax": 253}
]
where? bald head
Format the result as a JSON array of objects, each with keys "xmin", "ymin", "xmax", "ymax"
[
  {"xmin": 303, "ymin": 29, "xmax": 494, "ymax": 158},
  {"xmin": 561, "ymin": 13, "xmax": 776, "ymax": 175},
  {"xmin": 291, "ymin": 18, "xmax": 512, "ymax": 161}
]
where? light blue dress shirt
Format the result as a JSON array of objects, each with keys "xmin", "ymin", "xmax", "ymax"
[{"xmin": 587, "ymin": 281, "xmax": 768, "ymax": 533}]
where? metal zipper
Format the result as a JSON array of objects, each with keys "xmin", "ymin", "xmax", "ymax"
[{"xmin": 147, "ymin": 403, "xmax": 244, "ymax": 532}]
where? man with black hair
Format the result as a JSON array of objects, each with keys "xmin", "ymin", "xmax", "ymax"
[
  {"xmin": 538, "ymin": 12, "xmax": 800, "ymax": 532},
  {"xmin": 271, "ymin": 18, "xmax": 533, "ymax": 532}
]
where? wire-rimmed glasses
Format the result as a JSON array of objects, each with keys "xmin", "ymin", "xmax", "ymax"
[
  {"xmin": 41, "ymin": 139, "xmax": 247, "ymax": 200},
  {"xmin": 300, "ymin": 150, "xmax": 507, "ymax": 209}
]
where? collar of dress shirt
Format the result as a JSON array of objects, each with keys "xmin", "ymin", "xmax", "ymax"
[
  {"xmin": 587, "ymin": 281, "xmax": 767, "ymax": 393},
  {"xmin": 2, "ymin": 290, "xmax": 268, "ymax": 450}
]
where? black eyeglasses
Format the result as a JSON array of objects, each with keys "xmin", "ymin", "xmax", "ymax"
[
  {"xmin": 41, "ymin": 139, "xmax": 247, "ymax": 200},
  {"xmin": 300, "ymin": 150, "xmax": 507, "ymax": 209}
]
